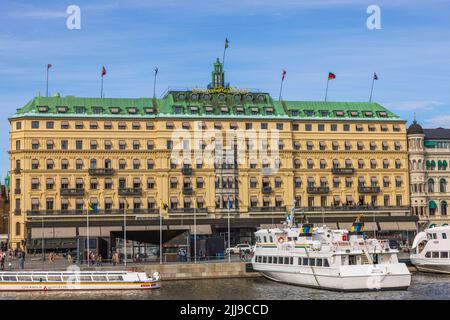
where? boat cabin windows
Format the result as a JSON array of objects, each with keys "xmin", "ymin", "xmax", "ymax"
[
  {"xmin": 316, "ymin": 259, "xmax": 323, "ymax": 267},
  {"xmin": 269, "ymin": 236, "xmax": 273, "ymax": 243},
  {"xmin": 428, "ymin": 233, "xmax": 437, "ymax": 240},
  {"xmin": 263, "ymin": 236, "xmax": 267, "ymax": 243},
  {"xmin": 309, "ymin": 258, "xmax": 315, "ymax": 266},
  {"xmin": 284, "ymin": 257, "xmax": 290, "ymax": 264},
  {"xmin": 268, "ymin": 257, "xmax": 272, "ymax": 263},
  {"xmin": 302, "ymin": 258, "xmax": 309, "ymax": 266},
  {"xmin": 17, "ymin": 276, "xmax": 32, "ymax": 282},
  {"xmin": 2, "ymin": 276, "xmax": 17, "ymax": 281},
  {"xmin": 441, "ymin": 252, "xmax": 449, "ymax": 259},
  {"xmin": 425, "ymin": 251, "xmax": 450, "ymax": 259},
  {"xmin": 432, "ymin": 252, "xmax": 440, "ymax": 258},
  {"xmin": 442, "ymin": 233, "xmax": 447, "ymax": 239},
  {"xmin": 273, "ymin": 257, "xmax": 277, "ymax": 264},
  {"xmin": 263, "ymin": 256, "xmax": 267, "ymax": 263},
  {"xmin": 348, "ymin": 255, "xmax": 357, "ymax": 265},
  {"xmin": 425, "ymin": 252, "xmax": 431, "ymax": 258},
  {"xmin": 324, "ymin": 259, "xmax": 330, "ymax": 267},
  {"xmin": 47, "ymin": 275, "xmax": 62, "ymax": 282}
]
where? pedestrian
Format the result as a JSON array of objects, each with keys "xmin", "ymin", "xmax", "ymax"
[
  {"xmin": 18, "ymin": 251, "xmax": 24, "ymax": 270},
  {"xmin": 0, "ymin": 252, "xmax": 4, "ymax": 270},
  {"xmin": 67, "ymin": 254, "xmax": 72, "ymax": 264},
  {"xmin": 96, "ymin": 254, "xmax": 102, "ymax": 267}
]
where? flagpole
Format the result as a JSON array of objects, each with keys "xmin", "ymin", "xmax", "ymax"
[
  {"xmin": 160, "ymin": 205, "xmax": 162, "ymax": 264},
  {"xmin": 228, "ymin": 202, "xmax": 230, "ymax": 263},
  {"xmin": 222, "ymin": 46, "xmax": 227, "ymax": 70},
  {"xmin": 123, "ymin": 201, "xmax": 127, "ymax": 267},
  {"xmin": 86, "ymin": 204, "xmax": 89, "ymax": 267},
  {"xmin": 369, "ymin": 75, "xmax": 376, "ymax": 102},
  {"xmin": 324, "ymin": 78, "xmax": 330, "ymax": 102},
  {"xmin": 278, "ymin": 78, "xmax": 284, "ymax": 101},
  {"xmin": 100, "ymin": 76, "xmax": 104, "ymax": 98},
  {"xmin": 153, "ymin": 68, "xmax": 158, "ymax": 99},
  {"xmin": 46, "ymin": 66, "xmax": 49, "ymax": 97}
]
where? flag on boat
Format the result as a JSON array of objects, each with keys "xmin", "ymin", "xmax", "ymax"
[
  {"xmin": 328, "ymin": 72, "xmax": 336, "ymax": 80},
  {"xmin": 101, "ymin": 66, "xmax": 107, "ymax": 77}
]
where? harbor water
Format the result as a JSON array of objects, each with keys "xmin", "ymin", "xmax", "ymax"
[{"xmin": 1, "ymin": 273, "xmax": 450, "ymax": 300}]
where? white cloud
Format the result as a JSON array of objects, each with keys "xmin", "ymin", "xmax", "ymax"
[
  {"xmin": 423, "ymin": 115, "xmax": 450, "ymax": 128},
  {"xmin": 383, "ymin": 100, "xmax": 446, "ymax": 111}
]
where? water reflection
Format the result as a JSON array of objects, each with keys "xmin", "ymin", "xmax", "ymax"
[{"xmin": 1, "ymin": 274, "xmax": 450, "ymax": 300}]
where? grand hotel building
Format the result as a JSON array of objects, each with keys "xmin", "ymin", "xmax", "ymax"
[{"xmin": 8, "ymin": 60, "xmax": 416, "ymax": 255}]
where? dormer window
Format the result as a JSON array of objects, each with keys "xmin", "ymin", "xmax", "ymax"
[
  {"xmin": 349, "ymin": 111, "xmax": 359, "ymax": 117},
  {"xmin": 236, "ymin": 107, "xmax": 244, "ymax": 115},
  {"xmin": 251, "ymin": 107, "xmax": 259, "ymax": 115},
  {"xmin": 144, "ymin": 107, "xmax": 155, "ymax": 114},
  {"xmin": 320, "ymin": 110, "xmax": 329, "ymax": 117},
  {"xmin": 110, "ymin": 107, "xmax": 120, "ymax": 114},
  {"xmin": 265, "ymin": 108, "xmax": 274, "ymax": 115},
  {"xmin": 37, "ymin": 106, "xmax": 48, "ymax": 113},
  {"xmin": 190, "ymin": 106, "xmax": 198, "ymax": 114},
  {"xmin": 172, "ymin": 106, "xmax": 182, "ymax": 114},
  {"xmin": 291, "ymin": 110, "xmax": 299, "ymax": 117},
  {"xmin": 378, "ymin": 111, "xmax": 387, "ymax": 117},
  {"xmin": 205, "ymin": 106, "xmax": 213, "ymax": 114},
  {"xmin": 128, "ymin": 107, "xmax": 137, "ymax": 114},
  {"xmin": 75, "ymin": 106, "xmax": 85, "ymax": 114},
  {"xmin": 364, "ymin": 111, "xmax": 373, "ymax": 117},
  {"xmin": 92, "ymin": 107, "xmax": 103, "ymax": 114},
  {"xmin": 57, "ymin": 106, "xmax": 67, "ymax": 113},
  {"xmin": 305, "ymin": 110, "xmax": 314, "ymax": 117},
  {"xmin": 335, "ymin": 111, "xmax": 344, "ymax": 117},
  {"xmin": 221, "ymin": 107, "xmax": 229, "ymax": 114}
]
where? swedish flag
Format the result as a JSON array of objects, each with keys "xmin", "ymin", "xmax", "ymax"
[
  {"xmin": 161, "ymin": 201, "xmax": 169, "ymax": 211},
  {"xmin": 88, "ymin": 202, "xmax": 98, "ymax": 213},
  {"xmin": 225, "ymin": 38, "xmax": 229, "ymax": 49}
]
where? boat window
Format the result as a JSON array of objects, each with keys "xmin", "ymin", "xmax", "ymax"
[
  {"xmin": 48, "ymin": 276, "xmax": 62, "ymax": 281},
  {"xmin": 324, "ymin": 259, "xmax": 330, "ymax": 267},
  {"xmin": 290, "ymin": 257, "xmax": 293, "ymax": 265},
  {"xmin": 297, "ymin": 258, "xmax": 302, "ymax": 265},
  {"xmin": 349, "ymin": 255, "xmax": 357, "ymax": 265},
  {"xmin": 433, "ymin": 233, "xmax": 437, "ymax": 239},
  {"xmin": 309, "ymin": 258, "xmax": 315, "ymax": 266},
  {"xmin": 302, "ymin": 258, "xmax": 308, "ymax": 266},
  {"xmin": 432, "ymin": 252, "xmax": 439, "ymax": 258},
  {"xmin": 284, "ymin": 257, "xmax": 290, "ymax": 264},
  {"xmin": 273, "ymin": 257, "xmax": 277, "ymax": 264},
  {"xmin": 293, "ymin": 237, "xmax": 298, "ymax": 241},
  {"xmin": 107, "ymin": 275, "xmax": 123, "ymax": 281},
  {"xmin": 316, "ymin": 259, "xmax": 323, "ymax": 267},
  {"xmin": 262, "ymin": 256, "xmax": 267, "ymax": 263},
  {"xmin": 425, "ymin": 252, "xmax": 431, "ymax": 258},
  {"xmin": 17, "ymin": 276, "xmax": 32, "ymax": 282},
  {"xmin": 32, "ymin": 276, "xmax": 45, "ymax": 282},
  {"xmin": 268, "ymin": 256, "xmax": 272, "ymax": 264},
  {"xmin": 263, "ymin": 236, "xmax": 267, "ymax": 243},
  {"xmin": 278, "ymin": 257, "xmax": 283, "ymax": 265},
  {"xmin": 269, "ymin": 236, "xmax": 273, "ymax": 243},
  {"xmin": 3, "ymin": 276, "xmax": 17, "ymax": 281},
  {"xmin": 440, "ymin": 252, "xmax": 449, "ymax": 259},
  {"xmin": 442, "ymin": 233, "xmax": 447, "ymax": 240}
]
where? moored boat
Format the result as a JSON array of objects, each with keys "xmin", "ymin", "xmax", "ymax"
[
  {"xmin": 410, "ymin": 225, "xmax": 450, "ymax": 274},
  {"xmin": 0, "ymin": 270, "xmax": 161, "ymax": 291},
  {"xmin": 252, "ymin": 213, "xmax": 411, "ymax": 292}
]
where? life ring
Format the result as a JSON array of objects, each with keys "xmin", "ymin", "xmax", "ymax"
[
  {"xmin": 342, "ymin": 234, "xmax": 347, "ymax": 241},
  {"xmin": 277, "ymin": 237, "xmax": 285, "ymax": 244}
]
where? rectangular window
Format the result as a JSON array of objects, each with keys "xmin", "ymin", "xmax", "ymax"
[
  {"xmin": 76, "ymin": 140, "xmax": 83, "ymax": 150},
  {"xmin": 46, "ymin": 121, "xmax": 54, "ymax": 129},
  {"xmin": 245, "ymin": 123, "xmax": 252, "ymax": 130},
  {"xmin": 343, "ymin": 124, "xmax": 350, "ymax": 131},
  {"xmin": 261, "ymin": 123, "xmax": 268, "ymax": 130},
  {"xmin": 305, "ymin": 124, "xmax": 312, "ymax": 131},
  {"xmin": 318, "ymin": 124, "xmax": 325, "ymax": 131},
  {"xmin": 276, "ymin": 123, "xmax": 283, "ymax": 130},
  {"xmin": 16, "ymin": 122, "xmax": 22, "ymax": 130},
  {"xmin": 331, "ymin": 124, "xmax": 337, "ymax": 131},
  {"xmin": 61, "ymin": 140, "xmax": 68, "ymax": 150},
  {"xmin": 31, "ymin": 121, "xmax": 39, "ymax": 129}
]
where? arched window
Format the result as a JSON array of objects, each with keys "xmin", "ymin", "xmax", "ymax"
[
  {"xmin": 441, "ymin": 201, "xmax": 448, "ymax": 216},
  {"xmin": 15, "ymin": 222, "xmax": 21, "ymax": 236},
  {"xmin": 440, "ymin": 178, "xmax": 447, "ymax": 193},
  {"xmin": 90, "ymin": 159, "xmax": 97, "ymax": 169},
  {"xmin": 428, "ymin": 179, "xmax": 435, "ymax": 193},
  {"xmin": 429, "ymin": 200, "xmax": 437, "ymax": 215}
]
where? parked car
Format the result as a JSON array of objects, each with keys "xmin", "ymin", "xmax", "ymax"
[{"xmin": 225, "ymin": 244, "xmax": 252, "ymax": 254}]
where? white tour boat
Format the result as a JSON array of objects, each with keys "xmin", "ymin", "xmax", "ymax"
[
  {"xmin": 0, "ymin": 270, "xmax": 161, "ymax": 291},
  {"xmin": 410, "ymin": 225, "xmax": 450, "ymax": 274},
  {"xmin": 252, "ymin": 214, "xmax": 411, "ymax": 292}
]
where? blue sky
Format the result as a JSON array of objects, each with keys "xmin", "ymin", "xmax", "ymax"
[{"xmin": 1, "ymin": 0, "xmax": 450, "ymax": 178}]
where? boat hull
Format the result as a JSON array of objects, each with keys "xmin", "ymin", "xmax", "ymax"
[
  {"xmin": 0, "ymin": 281, "xmax": 161, "ymax": 292},
  {"xmin": 410, "ymin": 256, "xmax": 450, "ymax": 274},
  {"xmin": 254, "ymin": 264, "xmax": 411, "ymax": 292}
]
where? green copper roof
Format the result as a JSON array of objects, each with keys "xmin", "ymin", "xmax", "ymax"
[{"xmin": 11, "ymin": 93, "xmax": 402, "ymax": 122}]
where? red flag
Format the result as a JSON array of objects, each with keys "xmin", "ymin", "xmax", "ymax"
[
  {"xmin": 282, "ymin": 70, "xmax": 286, "ymax": 81},
  {"xmin": 328, "ymin": 72, "xmax": 336, "ymax": 80},
  {"xmin": 101, "ymin": 66, "xmax": 107, "ymax": 77},
  {"xmin": 47, "ymin": 64, "xmax": 52, "ymax": 69}
]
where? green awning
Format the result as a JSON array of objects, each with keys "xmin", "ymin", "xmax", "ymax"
[
  {"xmin": 431, "ymin": 160, "xmax": 436, "ymax": 167},
  {"xmin": 438, "ymin": 160, "xmax": 443, "ymax": 166},
  {"xmin": 443, "ymin": 223, "xmax": 449, "ymax": 226},
  {"xmin": 426, "ymin": 160, "xmax": 431, "ymax": 168},
  {"xmin": 442, "ymin": 200, "xmax": 447, "ymax": 205},
  {"xmin": 429, "ymin": 200, "xmax": 437, "ymax": 209},
  {"xmin": 429, "ymin": 223, "xmax": 437, "ymax": 228},
  {"xmin": 444, "ymin": 160, "xmax": 448, "ymax": 167}
]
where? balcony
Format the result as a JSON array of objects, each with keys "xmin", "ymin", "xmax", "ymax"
[
  {"xmin": 181, "ymin": 167, "xmax": 193, "ymax": 175},
  {"xmin": 88, "ymin": 168, "xmax": 115, "ymax": 176},
  {"xmin": 60, "ymin": 188, "xmax": 85, "ymax": 196},
  {"xmin": 26, "ymin": 208, "xmax": 159, "ymax": 217},
  {"xmin": 307, "ymin": 187, "xmax": 330, "ymax": 194},
  {"xmin": 358, "ymin": 186, "xmax": 381, "ymax": 194},
  {"xmin": 168, "ymin": 208, "xmax": 208, "ymax": 214},
  {"xmin": 13, "ymin": 168, "xmax": 21, "ymax": 174},
  {"xmin": 332, "ymin": 167, "xmax": 355, "ymax": 175},
  {"xmin": 248, "ymin": 206, "xmax": 287, "ymax": 213},
  {"xmin": 183, "ymin": 187, "xmax": 193, "ymax": 195},
  {"xmin": 118, "ymin": 187, "xmax": 142, "ymax": 196},
  {"xmin": 262, "ymin": 186, "xmax": 272, "ymax": 194},
  {"xmin": 14, "ymin": 188, "xmax": 21, "ymax": 195}
]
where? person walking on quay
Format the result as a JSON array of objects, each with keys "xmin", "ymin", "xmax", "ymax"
[
  {"xmin": 0, "ymin": 252, "xmax": 5, "ymax": 270},
  {"xmin": 18, "ymin": 250, "xmax": 24, "ymax": 270},
  {"xmin": 96, "ymin": 254, "xmax": 102, "ymax": 267},
  {"xmin": 67, "ymin": 253, "xmax": 72, "ymax": 264}
]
